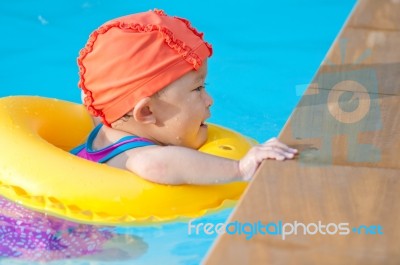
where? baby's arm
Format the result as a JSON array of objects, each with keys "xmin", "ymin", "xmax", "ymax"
[{"xmin": 126, "ymin": 138, "xmax": 297, "ymax": 185}]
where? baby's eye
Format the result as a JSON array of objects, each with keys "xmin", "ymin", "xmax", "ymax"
[
  {"xmin": 193, "ymin": 83, "xmax": 207, "ymax": 92},
  {"xmin": 193, "ymin": 85, "xmax": 205, "ymax": 92}
]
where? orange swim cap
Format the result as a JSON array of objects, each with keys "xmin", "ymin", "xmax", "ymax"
[{"xmin": 77, "ymin": 9, "xmax": 212, "ymax": 126}]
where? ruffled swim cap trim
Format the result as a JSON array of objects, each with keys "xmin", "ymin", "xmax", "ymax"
[{"xmin": 77, "ymin": 9, "xmax": 213, "ymax": 126}]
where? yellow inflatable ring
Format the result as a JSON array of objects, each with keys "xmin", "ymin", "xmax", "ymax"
[{"xmin": 0, "ymin": 96, "xmax": 255, "ymax": 225}]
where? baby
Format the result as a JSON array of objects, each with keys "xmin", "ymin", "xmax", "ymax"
[{"xmin": 71, "ymin": 9, "xmax": 297, "ymax": 185}]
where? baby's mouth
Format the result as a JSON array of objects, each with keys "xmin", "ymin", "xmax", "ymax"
[
  {"xmin": 200, "ymin": 118, "xmax": 209, "ymax": 128},
  {"xmin": 200, "ymin": 113, "xmax": 211, "ymax": 128}
]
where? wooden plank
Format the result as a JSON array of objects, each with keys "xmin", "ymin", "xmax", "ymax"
[
  {"xmin": 324, "ymin": 29, "xmax": 400, "ymax": 66},
  {"xmin": 347, "ymin": 0, "xmax": 400, "ymax": 30},
  {"xmin": 204, "ymin": 162, "xmax": 400, "ymax": 265},
  {"xmin": 280, "ymin": 83, "xmax": 400, "ymax": 169},
  {"xmin": 204, "ymin": 0, "xmax": 400, "ymax": 264}
]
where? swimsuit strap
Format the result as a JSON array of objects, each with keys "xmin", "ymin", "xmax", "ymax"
[{"xmin": 70, "ymin": 124, "xmax": 155, "ymax": 163}]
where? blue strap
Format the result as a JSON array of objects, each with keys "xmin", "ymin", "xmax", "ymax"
[
  {"xmin": 70, "ymin": 144, "xmax": 85, "ymax": 155},
  {"xmin": 70, "ymin": 124, "xmax": 103, "ymax": 155},
  {"xmin": 70, "ymin": 124, "xmax": 155, "ymax": 163},
  {"xmin": 98, "ymin": 139, "xmax": 154, "ymax": 163}
]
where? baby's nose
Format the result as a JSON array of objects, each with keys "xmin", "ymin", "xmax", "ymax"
[{"xmin": 203, "ymin": 90, "xmax": 213, "ymax": 107}]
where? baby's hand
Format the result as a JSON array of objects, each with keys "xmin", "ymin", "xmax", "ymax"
[{"xmin": 239, "ymin": 138, "xmax": 297, "ymax": 181}]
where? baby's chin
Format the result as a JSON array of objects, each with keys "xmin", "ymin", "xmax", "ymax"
[
  {"xmin": 170, "ymin": 127, "xmax": 209, "ymax": 149},
  {"xmin": 176, "ymin": 135, "xmax": 207, "ymax": 150},
  {"xmin": 190, "ymin": 134, "xmax": 209, "ymax": 150}
]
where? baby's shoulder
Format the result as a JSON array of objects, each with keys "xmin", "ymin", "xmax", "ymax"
[{"xmin": 107, "ymin": 144, "xmax": 159, "ymax": 169}]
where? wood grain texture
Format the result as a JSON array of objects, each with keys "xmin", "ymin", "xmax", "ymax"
[
  {"xmin": 204, "ymin": 0, "xmax": 400, "ymax": 264},
  {"xmin": 347, "ymin": 0, "xmax": 400, "ymax": 30},
  {"xmin": 204, "ymin": 162, "xmax": 400, "ymax": 265},
  {"xmin": 280, "ymin": 84, "xmax": 400, "ymax": 169}
]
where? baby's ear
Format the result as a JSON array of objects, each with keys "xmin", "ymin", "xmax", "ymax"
[{"xmin": 132, "ymin": 97, "xmax": 156, "ymax": 124}]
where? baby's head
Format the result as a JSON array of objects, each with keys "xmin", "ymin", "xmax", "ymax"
[{"xmin": 78, "ymin": 9, "xmax": 213, "ymax": 148}]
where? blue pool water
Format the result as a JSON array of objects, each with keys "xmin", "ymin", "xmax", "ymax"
[{"xmin": 0, "ymin": 1, "xmax": 355, "ymax": 264}]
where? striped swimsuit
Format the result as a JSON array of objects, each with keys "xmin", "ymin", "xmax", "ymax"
[{"xmin": 70, "ymin": 124, "xmax": 155, "ymax": 163}]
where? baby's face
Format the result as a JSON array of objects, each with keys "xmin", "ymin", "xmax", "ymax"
[{"xmin": 151, "ymin": 60, "xmax": 213, "ymax": 149}]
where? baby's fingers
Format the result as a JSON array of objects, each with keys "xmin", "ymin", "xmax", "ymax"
[
  {"xmin": 251, "ymin": 147, "xmax": 285, "ymax": 161},
  {"xmin": 264, "ymin": 137, "xmax": 298, "ymax": 154},
  {"xmin": 260, "ymin": 146, "xmax": 295, "ymax": 160}
]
